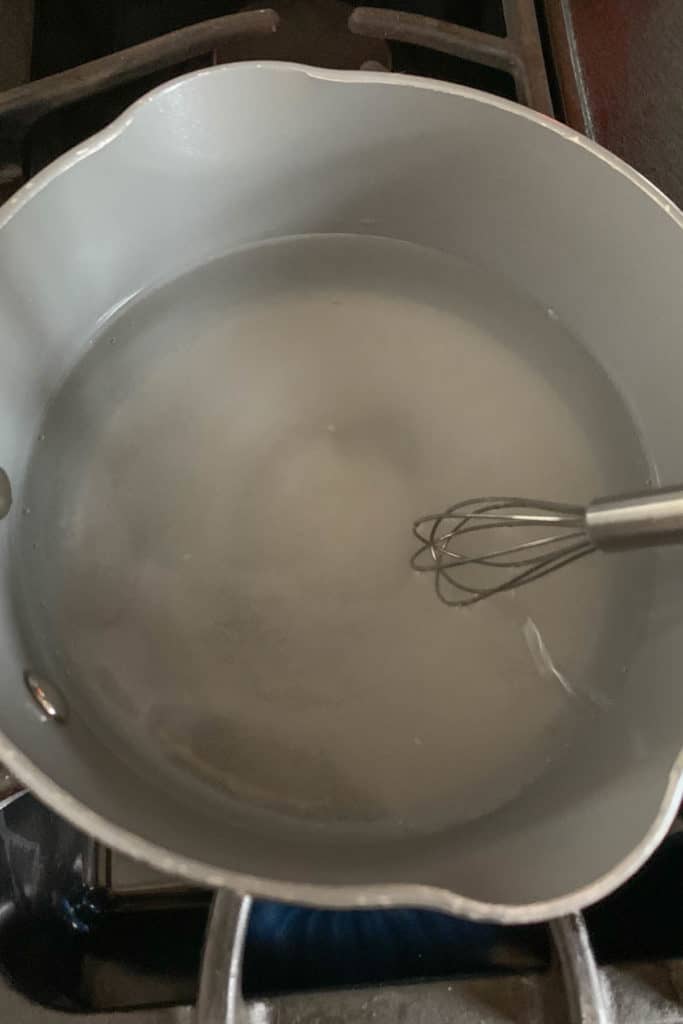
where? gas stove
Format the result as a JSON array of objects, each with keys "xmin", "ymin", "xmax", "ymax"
[
  {"xmin": 2, "ymin": 794, "xmax": 683, "ymax": 1022},
  {"xmin": 1, "ymin": 3, "xmax": 682, "ymax": 1022}
]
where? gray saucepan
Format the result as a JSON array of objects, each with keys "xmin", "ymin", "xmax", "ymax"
[{"xmin": 1, "ymin": 61, "xmax": 683, "ymax": 925}]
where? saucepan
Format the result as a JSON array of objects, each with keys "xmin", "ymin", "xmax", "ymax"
[{"xmin": 1, "ymin": 61, "xmax": 682, "ymax": 928}]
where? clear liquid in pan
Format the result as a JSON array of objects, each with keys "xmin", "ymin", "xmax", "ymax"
[{"xmin": 19, "ymin": 234, "xmax": 653, "ymax": 835}]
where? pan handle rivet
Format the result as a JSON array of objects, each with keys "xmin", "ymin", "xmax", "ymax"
[
  {"xmin": 0, "ymin": 469, "xmax": 11, "ymax": 520},
  {"xmin": 24, "ymin": 672, "xmax": 68, "ymax": 723}
]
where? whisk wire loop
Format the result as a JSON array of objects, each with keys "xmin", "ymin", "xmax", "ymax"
[{"xmin": 412, "ymin": 497, "xmax": 594, "ymax": 607}]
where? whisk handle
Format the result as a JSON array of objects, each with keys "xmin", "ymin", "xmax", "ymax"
[{"xmin": 586, "ymin": 486, "xmax": 683, "ymax": 551}]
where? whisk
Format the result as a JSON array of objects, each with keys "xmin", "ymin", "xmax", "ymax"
[{"xmin": 412, "ymin": 485, "xmax": 683, "ymax": 607}]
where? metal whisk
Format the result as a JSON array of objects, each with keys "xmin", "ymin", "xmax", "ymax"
[{"xmin": 412, "ymin": 486, "xmax": 683, "ymax": 607}]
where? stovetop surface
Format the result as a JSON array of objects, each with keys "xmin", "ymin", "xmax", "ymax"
[{"xmin": 2, "ymin": 793, "xmax": 683, "ymax": 1017}]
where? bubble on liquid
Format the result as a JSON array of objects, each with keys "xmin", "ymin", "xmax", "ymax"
[
  {"xmin": 22, "ymin": 506, "xmax": 31, "ymax": 517},
  {"xmin": 38, "ymin": 433, "xmax": 46, "ymax": 442},
  {"xmin": 546, "ymin": 307, "xmax": 560, "ymax": 321}
]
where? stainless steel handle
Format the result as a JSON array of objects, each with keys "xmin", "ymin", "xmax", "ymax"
[{"xmin": 586, "ymin": 485, "xmax": 683, "ymax": 551}]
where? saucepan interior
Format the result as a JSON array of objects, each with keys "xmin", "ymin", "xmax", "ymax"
[{"xmin": 0, "ymin": 63, "xmax": 682, "ymax": 919}]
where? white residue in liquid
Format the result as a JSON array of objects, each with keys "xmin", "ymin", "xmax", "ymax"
[{"xmin": 19, "ymin": 234, "xmax": 651, "ymax": 834}]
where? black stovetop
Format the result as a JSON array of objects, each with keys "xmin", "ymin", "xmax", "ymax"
[{"xmin": 1, "ymin": 793, "xmax": 683, "ymax": 1013}]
